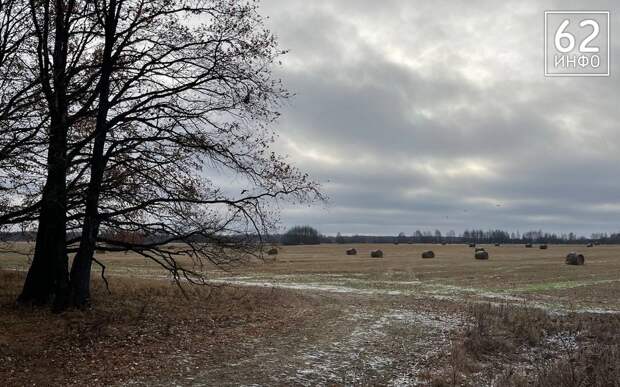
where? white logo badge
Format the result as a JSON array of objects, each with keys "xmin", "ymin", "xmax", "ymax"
[{"xmin": 545, "ymin": 11, "xmax": 610, "ymax": 77}]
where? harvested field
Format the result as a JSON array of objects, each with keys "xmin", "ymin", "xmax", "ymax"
[{"xmin": 1, "ymin": 243, "xmax": 619, "ymax": 386}]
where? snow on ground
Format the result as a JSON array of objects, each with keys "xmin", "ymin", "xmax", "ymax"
[
  {"xmin": 210, "ymin": 274, "xmax": 620, "ymax": 315},
  {"xmin": 289, "ymin": 307, "xmax": 464, "ymax": 386}
]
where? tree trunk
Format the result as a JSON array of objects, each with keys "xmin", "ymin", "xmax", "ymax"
[
  {"xmin": 19, "ymin": 0, "xmax": 71, "ymax": 311},
  {"xmin": 18, "ymin": 116, "xmax": 69, "ymax": 310},
  {"xmin": 69, "ymin": 2, "xmax": 117, "ymax": 307},
  {"xmin": 17, "ymin": 205, "xmax": 56, "ymax": 305},
  {"xmin": 70, "ymin": 85, "xmax": 109, "ymax": 306},
  {"xmin": 69, "ymin": 97, "xmax": 109, "ymax": 307},
  {"xmin": 68, "ymin": 78, "xmax": 110, "ymax": 307},
  {"xmin": 70, "ymin": 213, "xmax": 98, "ymax": 307}
]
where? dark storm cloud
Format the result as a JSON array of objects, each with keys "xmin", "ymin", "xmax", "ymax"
[{"xmin": 257, "ymin": 0, "xmax": 620, "ymax": 235}]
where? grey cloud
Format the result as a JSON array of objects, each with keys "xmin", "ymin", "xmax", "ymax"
[{"xmin": 257, "ymin": 0, "xmax": 620, "ymax": 235}]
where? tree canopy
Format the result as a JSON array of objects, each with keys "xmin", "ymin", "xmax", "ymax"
[
  {"xmin": 0, "ymin": 0, "xmax": 321, "ymax": 310},
  {"xmin": 281, "ymin": 225, "xmax": 321, "ymax": 246}
]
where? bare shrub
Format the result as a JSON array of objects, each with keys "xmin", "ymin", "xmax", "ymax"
[
  {"xmin": 430, "ymin": 339, "xmax": 471, "ymax": 386},
  {"xmin": 463, "ymin": 304, "xmax": 514, "ymax": 358}
]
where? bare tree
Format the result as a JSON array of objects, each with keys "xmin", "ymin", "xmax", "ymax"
[
  {"xmin": 14, "ymin": 0, "xmax": 109, "ymax": 310},
  {"xmin": 67, "ymin": 0, "xmax": 321, "ymax": 306},
  {"xmin": 1, "ymin": 0, "xmax": 321, "ymax": 309}
]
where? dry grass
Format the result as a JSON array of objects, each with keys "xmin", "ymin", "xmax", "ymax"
[
  {"xmin": 465, "ymin": 303, "xmax": 558, "ymax": 351},
  {"xmin": 0, "ymin": 270, "xmax": 314, "ymax": 386},
  {"xmin": 4, "ymin": 243, "xmax": 620, "ymax": 309},
  {"xmin": 431, "ymin": 302, "xmax": 620, "ymax": 387},
  {"xmin": 3, "ymin": 242, "xmax": 620, "ymax": 385}
]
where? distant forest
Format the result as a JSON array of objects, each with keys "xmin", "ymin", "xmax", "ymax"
[
  {"xmin": 3, "ymin": 228, "xmax": 620, "ymax": 246},
  {"xmin": 319, "ymin": 229, "xmax": 620, "ymax": 245}
]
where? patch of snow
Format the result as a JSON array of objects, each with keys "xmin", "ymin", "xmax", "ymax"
[
  {"xmin": 210, "ymin": 276, "xmax": 620, "ymax": 317},
  {"xmin": 544, "ymin": 332, "xmax": 578, "ymax": 351}
]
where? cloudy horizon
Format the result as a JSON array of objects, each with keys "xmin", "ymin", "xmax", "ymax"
[{"xmin": 258, "ymin": 0, "xmax": 620, "ymax": 236}]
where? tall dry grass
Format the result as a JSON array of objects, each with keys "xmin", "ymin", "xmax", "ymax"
[{"xmin": 432, "ymin": 302, "xmax": 620, "ymax": 387}]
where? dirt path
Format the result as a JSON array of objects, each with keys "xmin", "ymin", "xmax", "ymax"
[
  {"xmin": 131, "ymin": 288, "xmax": 466, "ymax": 386},
  {"xmin": 130, "ymin": 272, "xmax": 620, "ymax": 386}
]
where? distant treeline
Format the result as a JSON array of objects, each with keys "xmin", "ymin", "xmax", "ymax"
[
  {"xmin": 4, "ymin": 228, "xmax": 620, "ymax": 246},
  {"xmin": 319, "ymin": 229, "xmax": 620, "ymax": 245},
  {"xmin": 270, "ymin": 228, "xmax": 620, "ymax": 245}
]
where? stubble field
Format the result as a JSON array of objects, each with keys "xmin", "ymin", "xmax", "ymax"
[{"xmin": 1, "ymin": 243, "xmax": 619, "ymax": 386}]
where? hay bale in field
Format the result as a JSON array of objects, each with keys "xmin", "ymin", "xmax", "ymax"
[
  {"xmin": 346, "ymin": 248, "xmax": 357, "ymax": 256},
  {"xmin": 370, "ymin": 249, "xmax": 384, "ymax": 258},
  {"xmin": 587, "ymin": 243, "xmax": 594, "ymax": 248},
  {"xmin": 475, "ymin": 249, "xmax": 489, "ymax": 260},
  {"xmin": 469, "ymin": 243, "xmax": 476, "ymax": 248},
  {"xmin": 267, "ymin": 247, "xmax": 278, "ymax": 256},
  {"xmin": 421, "ymin": 251, "xmax": 435, "ymax": 259},
  {"xmin": 525, "ymin": 243, "xmax": 533, "ymax": 248},
  {"xmin": 565, "ymin": 252, "xmax": 585, "ymax": 265},
  {"xmin": 540, "ymin": 244, "xmax": 548, "ymax": 250}
]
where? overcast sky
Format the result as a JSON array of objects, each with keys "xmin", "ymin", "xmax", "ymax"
[{"xmin": 258, "ymin": 0, "xmax": 620, "ymax": 236}]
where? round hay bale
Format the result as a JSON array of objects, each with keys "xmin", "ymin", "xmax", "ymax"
[
  {"xmin": 469, "ymin": 243, "xmax": 476, "ymax": 248},
  {"xmin": 346, "ymin": 248, "xmax": 357, "ymax": 256},
  {"xmin": 525, "ymin": 243, "xmax": 533, "ymax": 248},
  {"xmin": 475, "ymin": 250, "xmax": 489, "ymax": 260},
  {"xmin": 267, "ymin": 247, "xmax": 278, "ymax": 256},
  {"xmin": 370, "ymin": 250, "xmax": 383, "ymax": 258},
  {"xmin": 421, "ymin": 251, "xmax": 435, "ymax": 259},
  {"xmin": 540, "ymin": 244, "xmax": 548, "ymax": 250},
  {"xmin": 566, "ymin": 252, "xmax": 585, "ymax": 265}
]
